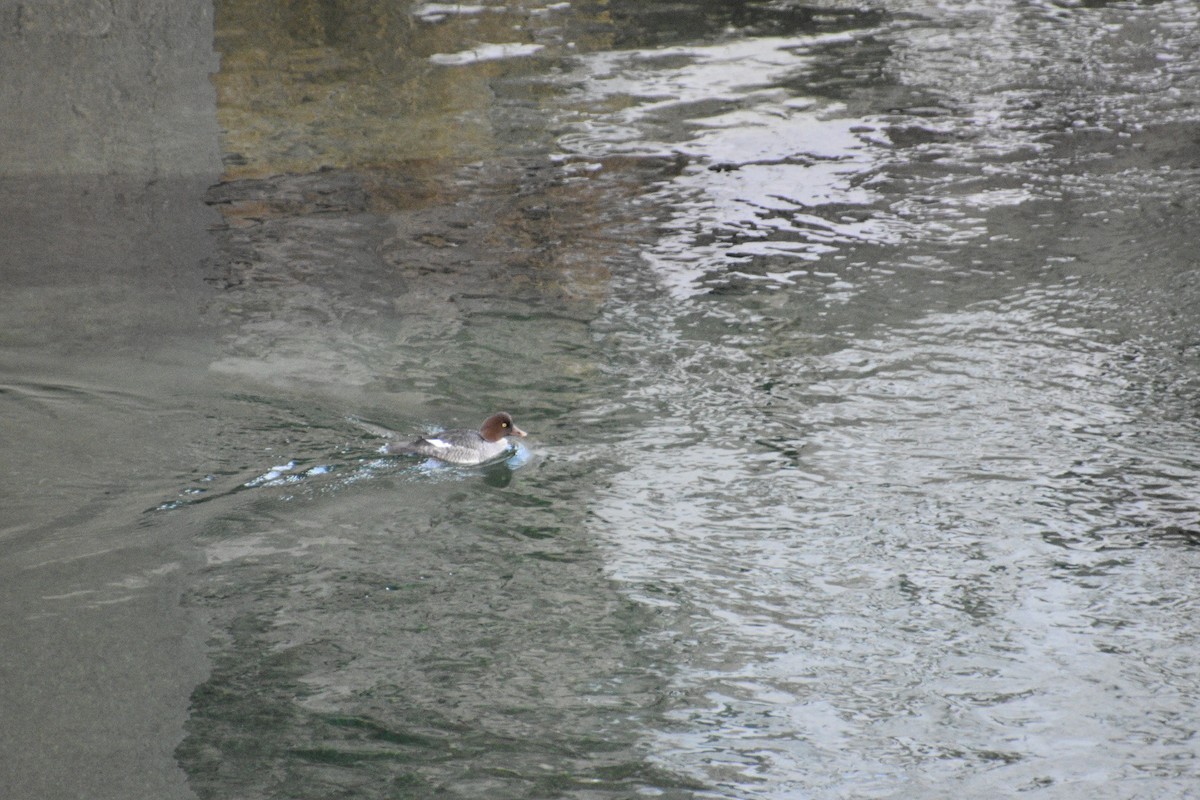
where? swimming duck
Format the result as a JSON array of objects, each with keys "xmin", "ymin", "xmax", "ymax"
[{"xmin": 385, "ymin": 412, "xmax": 527, "ymax": 465}]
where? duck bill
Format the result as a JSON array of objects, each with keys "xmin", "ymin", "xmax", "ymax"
[{"xmin": 511, "ymin": 425, "xmax": 528, "ymax": 438}]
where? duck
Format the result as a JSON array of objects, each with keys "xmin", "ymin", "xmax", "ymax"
[{"xmin": 385, "ymin": 412, "xmax": 527, "ymax": 465}]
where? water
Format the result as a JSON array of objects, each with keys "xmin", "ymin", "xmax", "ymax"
[{"xmin": 2, "ymin": 1, "xmax": 1200, "ymax": 798}]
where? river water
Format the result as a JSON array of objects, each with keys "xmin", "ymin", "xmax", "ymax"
[{"xmin": 3, "ymin": 1, "xmax": 1200, "ymax": 798}]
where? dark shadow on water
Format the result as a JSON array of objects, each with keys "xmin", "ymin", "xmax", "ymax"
[{"xmin": 176, "ymin": 608, "xmax": 704, "ymax": 799}]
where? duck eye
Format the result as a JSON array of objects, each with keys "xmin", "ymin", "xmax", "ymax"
[{"xmin": 501, "ymin": 421, "xmax": 509, "ymax": 428}]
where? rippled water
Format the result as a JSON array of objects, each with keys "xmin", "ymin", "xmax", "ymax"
[
  {"xmin": 4, "ymin": 0, "xmax": 1200, "ymax": 798},
  {"xmin": 566, "ymin": 4, "xmax": 1200, "ymax": 795}
]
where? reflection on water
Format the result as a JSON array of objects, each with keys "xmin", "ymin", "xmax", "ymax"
[
  {"xmin": 212, "ymin": 0, "xmax": 613, "ymax": 176},
  {"xmin": 562, "ymin": 32, "xmax": 901, "ymax": 297},
  {"xmin": 590, "ymin": 276, "xmax": 1200, "ymax": 793},
  {"xmin": 563, "ymin": 1, "xmax": 1200, "ymax": 796}
]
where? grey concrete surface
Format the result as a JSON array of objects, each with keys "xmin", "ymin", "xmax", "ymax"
[{"xmin": 0, "ymin": 2, "xmax": 222, "ymax": 799}]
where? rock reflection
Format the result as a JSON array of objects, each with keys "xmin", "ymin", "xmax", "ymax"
[{"xmin": 213, "ymin": 0, "xmax": 613, "ymax": 178}]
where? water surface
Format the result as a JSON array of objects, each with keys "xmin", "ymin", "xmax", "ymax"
[{"xmin": 2, "ymin": 1, "xmax": 1199, "ymax": 798}]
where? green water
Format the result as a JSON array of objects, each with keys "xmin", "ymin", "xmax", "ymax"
[{"xmin": 3, "ymin": 2, "xmax": 1200, "ymax": 798}]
